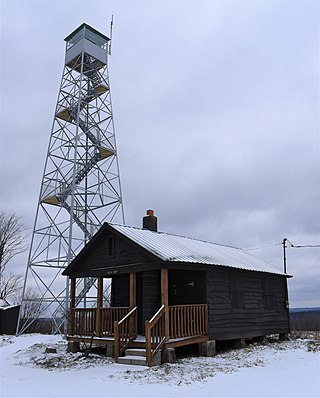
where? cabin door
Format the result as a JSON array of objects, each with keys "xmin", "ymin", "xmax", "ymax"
[{"xmin": 168, "ymin": 270, "xmax": 206, "ymax": 305}]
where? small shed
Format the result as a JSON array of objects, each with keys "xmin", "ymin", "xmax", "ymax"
[
  {"xmin": 0, "ymin": 300, "xmax": 20, "ymax": 335},
  {"xmin": 63, "ymin": 211, "xmax": 291, "ymax": 365}
]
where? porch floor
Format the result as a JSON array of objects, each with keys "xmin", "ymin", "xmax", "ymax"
[{"xmin": 67, "ymin": 334, "xmax": 208, "ymax": 349}]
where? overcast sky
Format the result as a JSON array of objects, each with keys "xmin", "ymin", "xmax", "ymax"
[{"xmin": 0, "ymin": 0, "xmax": 319, "ymax": 308}]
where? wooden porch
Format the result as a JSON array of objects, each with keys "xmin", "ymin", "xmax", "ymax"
[
  {"xmin": 68, "ymin": 303, "xmax": 208, "ymax": 366},
  {"xmin": 67, "ymin": 269, "xmax": 209, "ymax": 366}
]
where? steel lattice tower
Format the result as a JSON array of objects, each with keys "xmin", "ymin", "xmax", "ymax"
[{"xmin": 17, "ymin": 23, "xmax": 124, "ymax": 334}]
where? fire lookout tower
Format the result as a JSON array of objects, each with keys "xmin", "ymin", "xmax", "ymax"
[{"xmin": 17, "ymin": 23, "xmax": 124, "ymax": 334}]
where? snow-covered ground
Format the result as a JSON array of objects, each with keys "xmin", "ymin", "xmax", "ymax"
[{"xmin": 0, "ymin": 334, "xmax": 319, "ymax": 398}]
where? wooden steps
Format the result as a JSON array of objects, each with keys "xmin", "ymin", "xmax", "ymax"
[
  {"xmin": 117, "ymin": 348, "xmax": 147, "ymax": 366},
  {"xmin": 116, "ymin": 347, "xmax": 162, "ymax": 367}
]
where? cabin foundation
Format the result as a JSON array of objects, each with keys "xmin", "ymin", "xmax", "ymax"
[
  {"xmin": 67, "ymin": 341, "xmax": 80, "ymax": 353},
  {"xmin": 106, "ymin": 344, "xmax": 114, "ymax": 357},
  {"xmin": 151, "ymin": 350, "xmax": 162, "ymax": 366},
  {"xmin": 279, "ymin": 333, "xmax": 289, "ymax": 341},
  {"xmin": 199, "ymin": 340, "xmax": 216, "ymax": 357},
  {"xmin": 252, "ymin": 336, "xmax": 266, "ymax": 343},
  {"xmin": 162, "ymin": 348, "xmax": 176, "ymax": 363},
  {"xmin": 234, "ymin": 338, "xmax": 246, "ymax": 349}
]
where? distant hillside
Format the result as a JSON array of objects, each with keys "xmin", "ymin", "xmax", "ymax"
[
  {"xmin": 290, "ymin": 307, "xmax": 320, "ymax": 313},
  {"xmin": 290, "ymin": 309, "xmax": 320, "ymax": 331}
]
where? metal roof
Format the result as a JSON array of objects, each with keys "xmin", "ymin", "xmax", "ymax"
[
  {"xmin": 64, "ymin": 23, "xmax": 110, "ymax": 42},
  {"xmin": 110, "ymin": 224, "xmax": 285, "ymax": 275}
]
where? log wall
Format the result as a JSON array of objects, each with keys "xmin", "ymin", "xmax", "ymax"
[
  {"xmin": 142, "ymin": 270, "xmax": 161, "ymax": 325},
  {"xmin": 111, "ymin": 274, "xmax": 129, "ymax": 307},
  {"xmin": 206, "ymin": 267, "xmax": 290, "ymax": 340}
]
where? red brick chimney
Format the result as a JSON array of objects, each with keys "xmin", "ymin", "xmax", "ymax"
[{"xmin": 142, "ymin": 209, "xmax": 158, "ymax": 232}]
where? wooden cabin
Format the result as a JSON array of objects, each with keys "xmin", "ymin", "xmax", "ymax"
[{"xmin": 62, "ymin": 210, "xmax": 291, "ymax": 366}]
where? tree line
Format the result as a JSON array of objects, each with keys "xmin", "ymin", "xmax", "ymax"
[
  {"xmin": 0, "ymin": 211, "xmax": 42, "ymax": 323},
  {"xmin": 290, "ymin": 311, "xmax": 320, "ymax": 331}
]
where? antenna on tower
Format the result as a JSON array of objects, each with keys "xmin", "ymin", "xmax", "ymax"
[{"xmin": 109, "ymin": 15, "xmax": 114, "ymax": 56}]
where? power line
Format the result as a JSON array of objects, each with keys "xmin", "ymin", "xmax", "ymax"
[
  {"xmin": 285, "ymin": 239, "xmax": 320, "ymax": 248},
  {"xmin": 292, "ymin": 244, "xmax": 320, "ymax": 248},
  {"xmin": 245, "ymin": 243, "xmax": 281, "ymax": 251},
  {"xmin": 245, "ymin": 240, "xmax": 319, "ymax": 252}
]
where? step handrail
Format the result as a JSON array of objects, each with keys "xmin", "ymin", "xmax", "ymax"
[
  {"xmin": 145, "ymin": 305, "xmax": 165, "ymax": 367},
  {"xmin": 114, "ymin": 306, "xmax": 137, "ymax": 361}
]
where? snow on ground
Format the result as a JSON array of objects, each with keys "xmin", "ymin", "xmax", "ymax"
[{"xmin": 0, "ymin": 334, "xmax": 319, "ymax": 398}]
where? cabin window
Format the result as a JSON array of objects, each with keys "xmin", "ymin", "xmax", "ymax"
[
  {"xmin": 264, "ymin": 279, "xmax": 275, "ymax": 310},
  {"xmin": 107, "ymin": 235, "xmax": 115, "ymax": 258},
  {"xmin": 230, "ymin": 277, "xmax": 243, "ymax": 310}
]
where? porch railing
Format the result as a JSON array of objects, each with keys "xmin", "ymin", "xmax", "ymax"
[
  {"xmin": 169, "ymin": 304, "xmax": 208, "ymax": 339},
  {"xmin": 70, "ymin": 304, "xmax": 208, "ymax": 345},
  {"xmin": 72, "ymin": 308, "xmax": 96, "ymax": 336},
  {"xmin": 145, "ymin": 305, "xmax": 165, "ymax": 367},
  {"xmin": 114, "ymin": 306, "xmax": 137, "ymax": 360},
  {"xmin": 70, "ymin": 307, "xmax": 129, "ymax": 337},
  {"xmin": 100, "ymin": 307, "xmax": 130, "ymax": 337}
]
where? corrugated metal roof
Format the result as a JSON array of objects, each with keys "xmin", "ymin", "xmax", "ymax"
[{"xmin": 110, "ymin": 224, "xmax": 284, "ymax": 275}]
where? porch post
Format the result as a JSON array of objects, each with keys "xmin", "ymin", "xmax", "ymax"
[
  {"xmin": 96, "ymin": 276, "xmax": 103, "ymax": 337},
  {"xmin": 129, "ymin": 272, "xmax": 136, "ymax": 308},
  {"xmin": 69, "ymin": 278, "xmax": 76, "ymax": 335},
  {"xmin": 129, "ymin": 272, "xmax": 137, "ymax": 338},
  {"xmin": 161, "ymin": 268, "xmax": 169, "ymax": 342}
]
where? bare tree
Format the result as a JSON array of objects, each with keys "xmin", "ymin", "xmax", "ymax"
[
  {"xmin": 0, "ymin": 211, "xmax": 28, "ymax": 305},
  {"xmin": 0, "ymin": 271, "xmax": 23, "ymax": 303},
  {"xmin": 0, "ymin": 211, "xmax": 27, "ymax": 275},
  {"xmin": 18, "ymin": 287, "xmax": 47, "ymax": 333},
  {"xmin": 19, "ymin": 287, "xmax": 43, "ymax": 320}
]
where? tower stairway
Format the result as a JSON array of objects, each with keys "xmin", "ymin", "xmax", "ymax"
[
  {"xmin": 61, "ymin": 201, "xmax": 93, "ymax": 238},
  {"xmin": 41, "ymin": 60, "xmax": 114, "ymax": 210},
  {"xmin": 41, "ymin": 151, "xmax": 104, "ymax": 207},
  {"xmin": 55, "ymin": 53, "xmax": 111, "ymax": 156},
  {"xmin": 41, "ymin": 53, "xmax": 116, "ymax": 332},
  {"xmin": 17, "ymin": 23, "xmax": 124, "ymax": 336}
]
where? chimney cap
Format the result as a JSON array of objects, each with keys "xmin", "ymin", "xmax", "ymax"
[{"xmin": 146, "ymin": 209, "xmax": 154, "ymax": 216}]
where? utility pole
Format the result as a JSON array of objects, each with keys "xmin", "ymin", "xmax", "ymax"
[{"xmin": 282, "ymin": 238, "xmax": 288, "ymax": 274}]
